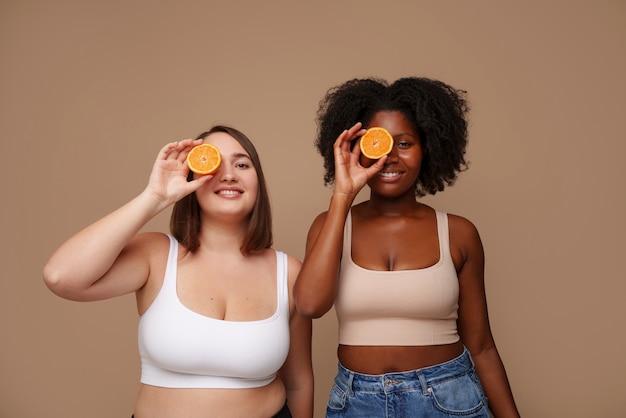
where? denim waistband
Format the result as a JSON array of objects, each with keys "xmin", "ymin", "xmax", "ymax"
[{"xmin": 335, "ymin": 347, "xmax": 475, "ymax": 395}]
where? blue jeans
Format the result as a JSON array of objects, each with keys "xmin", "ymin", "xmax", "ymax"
[{"xmin": 326, "ymin": 348, "xmax": 489, "ymax": 418}]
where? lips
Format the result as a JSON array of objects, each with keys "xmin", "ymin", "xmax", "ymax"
[
  {"xmin": 215, "ymin": 187, "xmax": 243, "ymax": 196},
  {"xmin": 378, "ymin": 171, "xmax": 401, "ymax": 179}
]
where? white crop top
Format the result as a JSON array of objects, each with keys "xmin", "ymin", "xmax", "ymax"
[
  {"xmin": 335, "ymin": 210, "xmax": 460, "ymax": 346},
  {"xmin": 138, "ymin": 235, "xmax": 291, "ymax": 388}
]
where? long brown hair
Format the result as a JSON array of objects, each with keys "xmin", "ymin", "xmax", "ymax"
[{"xmin": 169, "ymin": 126, "xmax": 273, "ymax": 254}]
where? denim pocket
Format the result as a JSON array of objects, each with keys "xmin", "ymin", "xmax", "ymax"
[
  {"xmin": 428, "ymin": 369, "xmax": 488, "ymax": 415},
  {"xmin": 326, "ymin": 382, "xmax": 348, "ymax": 412}
]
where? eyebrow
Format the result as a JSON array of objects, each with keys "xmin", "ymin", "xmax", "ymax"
[
  {"xmin": 229, "ymin": 152, "xmax": 252, "ymax": 160},
  {"xmin": 394, "ymin": 132, "xmax": 417, "ymax": 139}
]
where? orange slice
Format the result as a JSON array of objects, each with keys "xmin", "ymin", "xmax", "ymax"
[
  {"xmin": 359, "ymin": 127, "xmax": 393, "ymax": 159},
  {"xmin": 187, "ymin": 143, "xmax": 221, "ymax": 175}
]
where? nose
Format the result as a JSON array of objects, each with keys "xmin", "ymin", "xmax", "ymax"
[
  {"xmin": 385, "ymin": 145, "xmax": 399, "ymax": 163},
  {"xmin": 218, "ymin": 165, "xmax": 237, "ymax": 182}
]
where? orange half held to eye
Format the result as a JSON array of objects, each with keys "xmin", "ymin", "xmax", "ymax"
[
  {"xmin": 187, "ymin": 143, "xmax": 222, "ymax": 175},
  {"xmin": 359, "ymin": 127, "xmax": 394, "ymax": 159}
]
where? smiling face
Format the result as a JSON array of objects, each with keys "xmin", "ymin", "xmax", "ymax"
[
  {"xmin": 362, "ymin": 110, "xmax": 424, "ymax": 199},
  {"xmin": 194, "ymin": 131, "xmax": 259, "ymax": 220}
]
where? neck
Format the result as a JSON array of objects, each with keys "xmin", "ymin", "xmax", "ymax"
[
  {"xmin": 197, "ymin": 217, "xmax": 248, "ymax": 254},
  {"xmin": 366, "ymin": 192, "xmax": 422, "ymax": 216}
]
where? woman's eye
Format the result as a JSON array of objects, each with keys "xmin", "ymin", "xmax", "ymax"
[{"xmin": 235, "ymin": 162, "xmax": 250, "ymax": 169}]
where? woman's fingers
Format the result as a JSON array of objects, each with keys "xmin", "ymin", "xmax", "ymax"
[
  {"xmin": 347, "ymin": 122, "xmax": 365, "ymax": 138},
  {"xmin": 158, "ymin": 138, "xmax": 202, "ymax": 162},
  {"xmin": 367, "ymin": 155, "xmax": 388, "ymax": 175},
  {"xmin": 334, "ymin": 122, "xmax": 364, "ymax": 149},
  {"xmin": 187, "ymin": 173, "xmax": 213, "ymax": 191},
  {"xmin": 157, "ymin": 141, "xmax": 178, "ymax": 159}
]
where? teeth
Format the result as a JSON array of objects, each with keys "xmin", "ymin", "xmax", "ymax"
[
  {"xmin": 218, "ymin": 190, "xmax": 241, "ymax": 195},
  {"xmin": 379, "ymin": 172, "xmax": 399, "ymax": 177}
]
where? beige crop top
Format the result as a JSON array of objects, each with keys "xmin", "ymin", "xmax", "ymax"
[{"xmin": 335, "ymin": 210, "xmax": 460, "ymax": 346}]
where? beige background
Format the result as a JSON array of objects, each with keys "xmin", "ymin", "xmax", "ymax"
[{"xmin": 1, "ymin": 1, "xmax": 625, "ymax": 417}]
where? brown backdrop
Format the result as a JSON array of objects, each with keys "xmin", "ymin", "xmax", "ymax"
[{"xmin": 1, "ymin": 1, "xmax": 625, "ymax": 417}]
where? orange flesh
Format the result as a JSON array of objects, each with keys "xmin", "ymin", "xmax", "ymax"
[
  {"xmin": 187, "ymin": 143, "xmax": 221, "ymax": 175},
  {"xmin": 360, "ymin": 127, "xmax": 393, "ymax": 159}
]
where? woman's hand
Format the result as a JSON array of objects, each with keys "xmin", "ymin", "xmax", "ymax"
[
  {"xmin": 144, "ymin": 139, "xmax": 213, "ymax": 210},
  {"xmin": 333, "ymin": 122, "xmax": 387, "ymax": 197}
]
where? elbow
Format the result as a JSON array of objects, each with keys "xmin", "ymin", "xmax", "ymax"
[
  {"xmin": 42, "ymin": 263, "xmax": 81, "ymax": 300},
  {"xmin": 294, "ymin": 296, "xmax": 331, "ymax": 319},
  {"xmin": 296, "ymin": 308, "xmax": 323, "ymax": 319},
  {"xmin": 293, "ymin": 273, "xmax": 335, "ymax": 318},
  {"xmin": 43, "ymin": 263, "xmax": 62, "ymax": 293}
]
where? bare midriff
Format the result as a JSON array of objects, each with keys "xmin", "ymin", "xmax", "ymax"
[
  {"xmin": 338, "ymin": 340, "xmax": 464, "ymax": 375},
  {"xmin": 133, "ymin": 377, "xmax": 286, "ymax": 418}
]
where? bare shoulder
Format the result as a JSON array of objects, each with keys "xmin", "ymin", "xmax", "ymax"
[
  {"xmin": 254, "ymin": 248, "xmax": 301, "ymax": 277},
  {"xmin": 445, "ymin": 213, "xmax": 484, "ymax": 266},
  {"xmin": 447, "ymin": 213, "xmax": 481, "ymax": 241},
  {"xmin": 283, "ymin": 252, "xmax": 302, "ymax": 284},
  {"xmin": 304, "ymin": 210, "xmax": 330, "ymax": 243},
  {"xmin": 274, "ymin": 250, "xmax": 302, "ymax": 312},
  {"xmin": 286, "ymin": 253, "xmax": 302, "ymax": 272},
  {"xmin": 309, "ymin": 210, "xmax": 329, "ymax": 230},
  {"xmin": 127, "ymin": 231, "xmax": 171, "ymax": 257},
  {"xmin": 132, "ymin": 230, "xmax": 171, "ymax": 244},
  {"xmin": 134, "ymin": 232, "xmax": 172, "ymax": 313}
]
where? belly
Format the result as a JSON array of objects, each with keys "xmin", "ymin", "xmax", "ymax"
[
  {"xmin": 133, "ymin": 378, "xmax": 286, "ymax": 418},
  {"xmin": 338, "ymin": 340, "xmax": 464, "ymax": 374}
]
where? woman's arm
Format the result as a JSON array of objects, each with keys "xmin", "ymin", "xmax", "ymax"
[
  {"xmin": 452, "ymin": 215, "xmax": 521, "ymax": 418},
  {"xmin": 294, "ymin": 123, "xmax": 386, "ymax": 318},
  {"xmin": 293, "ymin": 198, "xmax": 350, "ymax": 318},
  {"xmin": 43, "ymin": 139, "xmax": 212, "ymax": 301},
  {"xmin": 280, "ymin": 255, "xmax": 314, "ymax": 418}
]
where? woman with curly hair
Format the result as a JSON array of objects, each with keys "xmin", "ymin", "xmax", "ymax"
[{"xmin": 294, "ymin": 77, "xmax": 520, "ymax": 417}]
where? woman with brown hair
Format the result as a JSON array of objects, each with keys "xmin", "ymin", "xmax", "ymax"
[{"xmin": 44, "ymin": 126, "xmax": 313, "ymax": 418}]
